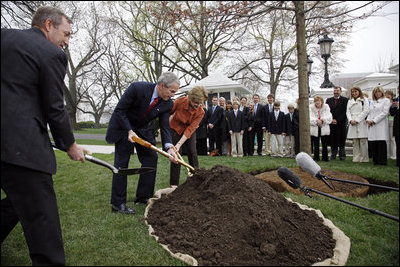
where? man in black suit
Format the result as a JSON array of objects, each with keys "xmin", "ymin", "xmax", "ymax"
[
  {"xmin": 389, "ymin": 87, "xmax": 399, "ymax": 167},
  {"xmin": 106, "ymin": 72, "xmax": 179, "ymax": 213},
  {"xmin": 253, "ymin": 94, "xmax": 265, "ymax": 155},
  {"xmin": 1, "ymin": 6, "xmax": 89, "ymax": 265},
  {"xmin": 206, "ymin": 96, "xmax": 223, "ymax": 155},
  {"xmin": 239, "ymin": 96, "xmax": 250, "ymax": 156},
  {"xmin": 326, "ymin": 86, "xmax": 349, "ymax": 160},
  {"xmin": 263, "ymin": 94, "xmax": 275, "ymax": 155}
]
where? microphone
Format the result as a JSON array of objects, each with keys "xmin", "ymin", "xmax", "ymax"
[
  {"xmin": 277, "ymin": 166, "xmax": 399, "ymax": 222},
  {"xmin": 296, "ymin": 152, "xmax": 399, "ymax": 192},
  {"xmin": 277, "ymin": 167, "xmax": 302, "ymax": 189},
  {"xmin": 296, "ymin": 152, "xmax": 335, "ymax": 190},
  {"xmin": 296, "ymin": 152, "xmax": 322, "ymax": 177}
]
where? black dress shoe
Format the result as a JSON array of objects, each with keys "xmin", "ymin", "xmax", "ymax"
[
  {"xmin": 111, "ymin": 203, "xmax": 135, "ymax": 214},
  {"xmin": 134, "ymin": 198, "xmax": 149, "ymax": 204}
]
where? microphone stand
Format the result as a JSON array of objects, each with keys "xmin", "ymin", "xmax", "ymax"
[
  {"xmin": 300, "ymin": 186, "xmax": 399, "ymax": 222},
  {"xmin": 319, "ymin": 174, "xmax": 399, "ymax": 192}
]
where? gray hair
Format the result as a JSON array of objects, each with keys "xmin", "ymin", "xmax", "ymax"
[
  {"xmin": 157, "ymin": 72, "xmax": 180, "ymax": 87},
  {"xmin": 31, "ymin": 6, "xmax": 72, "ymax": 28}
]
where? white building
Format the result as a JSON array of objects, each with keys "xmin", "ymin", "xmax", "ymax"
[{"xmin": 180, "ymin": 72, "xmax": 251, "ymax": 108}]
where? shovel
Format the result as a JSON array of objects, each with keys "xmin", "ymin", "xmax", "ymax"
[
  {"xmin": 52, "ymin": 142, "xmax": 154, "ymax": 176},
  {"xmin": 131, "ymin": 136, "xmax": 195, "ymax": 173}
]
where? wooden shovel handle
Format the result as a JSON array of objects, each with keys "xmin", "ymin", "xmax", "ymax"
[{"xmin": 131, "ymin": 136, "xmax": 195, "ymax": 171}]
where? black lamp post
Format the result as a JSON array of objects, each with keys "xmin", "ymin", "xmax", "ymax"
[
  {"xmin": 307, "ymin": 54, "xmax": 313, "ymax": 96},
  {"xmin": 318, "ymin": 33, "xmax": 335, "ymax": 88}
]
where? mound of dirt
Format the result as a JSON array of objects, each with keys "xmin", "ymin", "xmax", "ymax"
[
  {"xmin": 255, "ymin": 168, "xmax": 370, "ymax": 197},
  {"xmin": 145, "ymin": 165, "xmax": 341, "ymax": 266}
]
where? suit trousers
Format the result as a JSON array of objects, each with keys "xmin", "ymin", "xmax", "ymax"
[
  {"xmin": 254, "ymin": 122, "xmax": 264, "ymax": 154},
  {"xmin": 312, "ymin": 128, "xmax": 329, "ymax": 161},
  {"xmin": 170, "ymin": 130, "xmax": 198, "ymax": 185},
  {"xmin": 329, "ymin": 124, "xmax": 347, "ymax": 158},
  {"xmin": 230, "ymin": 132, "xmax": 243, "ymax": 157},
  {"xmin": 1, "ymin": 162, "xmax": 65, "ymax": 266},
  {"xmin": 370, "ymin": 140, "xmax": 388, "ymax": 165},
  {"xmin": 264, "ymin": 131, "xmax": 272, "ymax": 154},
  {"xmin": 111, "ymin": 137, "xmax": 158, "ymax": 205},
  {"xmin": 270, "ymin": 134, "xmax": 284, "ymax": 156},
  {"xmin": 285, "ymin": 135, "xmax": 295, "ymax": 157},
  {"xmin": 352, "ymin": 138, "xmax": 369, "ymax": 162}
]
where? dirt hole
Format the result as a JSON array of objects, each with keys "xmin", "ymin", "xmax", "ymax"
[{"xmin": 250, "ymin": 168, "xmax": 398, "ymax": 197}]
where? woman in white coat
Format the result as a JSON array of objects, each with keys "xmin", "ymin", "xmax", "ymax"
[
  {"xmin": 366, "ymin": 86, "xmax": 391, "ymax": 165},
  {"xmin": 346, "ymin": 86, "xmax": 370, "ymax": 162},
  {"xmin": 310, "ymin": 95, "xmax": 333, "ymax": 161}
]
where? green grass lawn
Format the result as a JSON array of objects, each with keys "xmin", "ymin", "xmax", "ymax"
[{"xmin": 1, "ymin": 152, "xmax": 399, "ymax": 266}]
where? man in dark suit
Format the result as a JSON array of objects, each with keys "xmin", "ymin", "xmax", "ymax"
[
  {"xmin": 263, "ymin": 94, "xmax": 275, "ymax": 155},
  {"xmin": 106, "ymin": 72, "xmax": 179, "ymax": 214},
  {"xmin": 253, "ymin": 94, "xmax": 265, "ymax": 155},
  {"xmin": 284, "ymin": 104, "xmax": 299, "ymax": 157},
  {"xmin": 267, "ymin": 101, "xmax": 286, "ymax": 157},
  {"xmin": 239, "ymin": 96, "xmax": 250, "ymax": 156},
  {"xmin": 326, "ymin": 86, "xmax": 349, "ymax": 160},
  {"xmin": 206, "ymin": 96, "xmax": 223, "ymax": 155},
  {"xmin": 227, "ymin": 101, "xmax": 245, "ymax": 157},
  {"xmin": 1, "ymin": 6, "xmax": 89, "ymax": 265},
  {"xmin": 389, "ymin": 87, "xmax": 399, "ymax": 167}
]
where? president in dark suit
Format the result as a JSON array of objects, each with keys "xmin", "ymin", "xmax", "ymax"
[
  {"xmin": 106, "ymin": 72, "xmax": 179, "ymax": 214},
  {"xmin": 1, "ymin": 6, "xmax": 88, "ymax": 265},
  {"xmin": 326, "ymin": 86, "xmax": 349, "ymax": 160}
]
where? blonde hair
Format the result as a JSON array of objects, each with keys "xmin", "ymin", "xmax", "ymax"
[
  {"xmin": 372, "ymin": 86, "xmax": 385, "ymax": 101},
  {"xmin": 313, "ymin": 96, "xmax": 324, "ymax": 106},
  {"xmin": 188, "ymin": 86, "xmax": 208, "ymax": 104}
]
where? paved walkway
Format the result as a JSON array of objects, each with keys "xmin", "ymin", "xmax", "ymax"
[{"xmin": 80, "ymin": 144, "xmax": 115, "ymax": 154}]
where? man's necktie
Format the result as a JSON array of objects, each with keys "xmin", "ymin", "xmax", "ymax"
[
  {"xmin": 143, "ymin": 97, "xmax": 160, "ymax": 119},
  {"xmin": 334, "ymin": 98, "xmax": 338, "ymax": 105}
]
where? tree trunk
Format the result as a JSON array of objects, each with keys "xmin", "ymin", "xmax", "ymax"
[{"xmin": 294, "ymin": 1, "xmax": 311, "ymax": 154}]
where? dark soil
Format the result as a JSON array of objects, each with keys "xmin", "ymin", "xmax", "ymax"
[{"xmin": 146, "ymin": 165, "xmax": 336, "ymax": 266}]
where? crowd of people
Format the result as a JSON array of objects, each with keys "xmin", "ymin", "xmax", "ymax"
[{"xmin": 195, "ymin": 85, "xmax": 399, "ymax": 169}]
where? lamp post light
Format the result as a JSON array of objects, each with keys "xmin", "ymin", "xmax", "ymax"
[
  {"xmin": 307, "ymin": 54, "xmax": 313, "ymax": 96},
  {"xmin": 318, "ymin": 33, "xmax": 335, "ymax": 88}
]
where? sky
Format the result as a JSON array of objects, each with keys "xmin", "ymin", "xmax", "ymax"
[{"xmin": 339, "ymin": 1, "xmax": 399, "ymax": 73}]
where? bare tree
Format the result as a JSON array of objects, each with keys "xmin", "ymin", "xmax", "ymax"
[{"xmin": 63, "ymin": 2, "xmax": 106, "ymax": 129}]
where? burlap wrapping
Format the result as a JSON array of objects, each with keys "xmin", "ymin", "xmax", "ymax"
[{"xmin": 144, "ymin": 186, "xmax": 351, "ymax": 266}]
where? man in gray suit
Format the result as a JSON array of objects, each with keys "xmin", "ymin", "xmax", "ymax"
[{"xmin": 1, "ymin": 6, "xmax": 88, "ymax": 265}]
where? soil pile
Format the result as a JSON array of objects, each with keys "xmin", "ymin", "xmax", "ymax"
[{"xmin": 146, "ymin": 165, "xmax": 336, "ymax": 266}]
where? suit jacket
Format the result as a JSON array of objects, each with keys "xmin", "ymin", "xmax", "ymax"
[
  {"xmin": 268, "ymin": 111, "xmax": 286, "ymax": 134},
  {"xmin": 106, "ymin": 82, "xmax": 173, "ymax": 147},
  {"xmin": 326, "ymin": 96, "xmax": 349, "ymax": 126},
  {"xmin": 389, "ymin": 98, "xmax": 399, "ymax": 138},
  {"xmin": 263, "ymin": 103, "xmax": 274, "ymax": 129},
  {"xmin": 1, "ymin": 28, "xmax": 75, "ymax": 174},
  {"xmin": 285, "ymin": 110, "xmax": 299, "ymax": 136},
  {"xmin": 240, "ymin": 106, "xmax": 250, "ymax": 128},
  {"xmin": 227, "ymin": 110, "xmax": 245, "ymax": 132},
  {"xmin": 253, "ymin": 103, "xmax": 264, "ymax": 126},
  {"xmin": 206, "ymin": 105, "xmax": 223, "ymax": 129}
]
